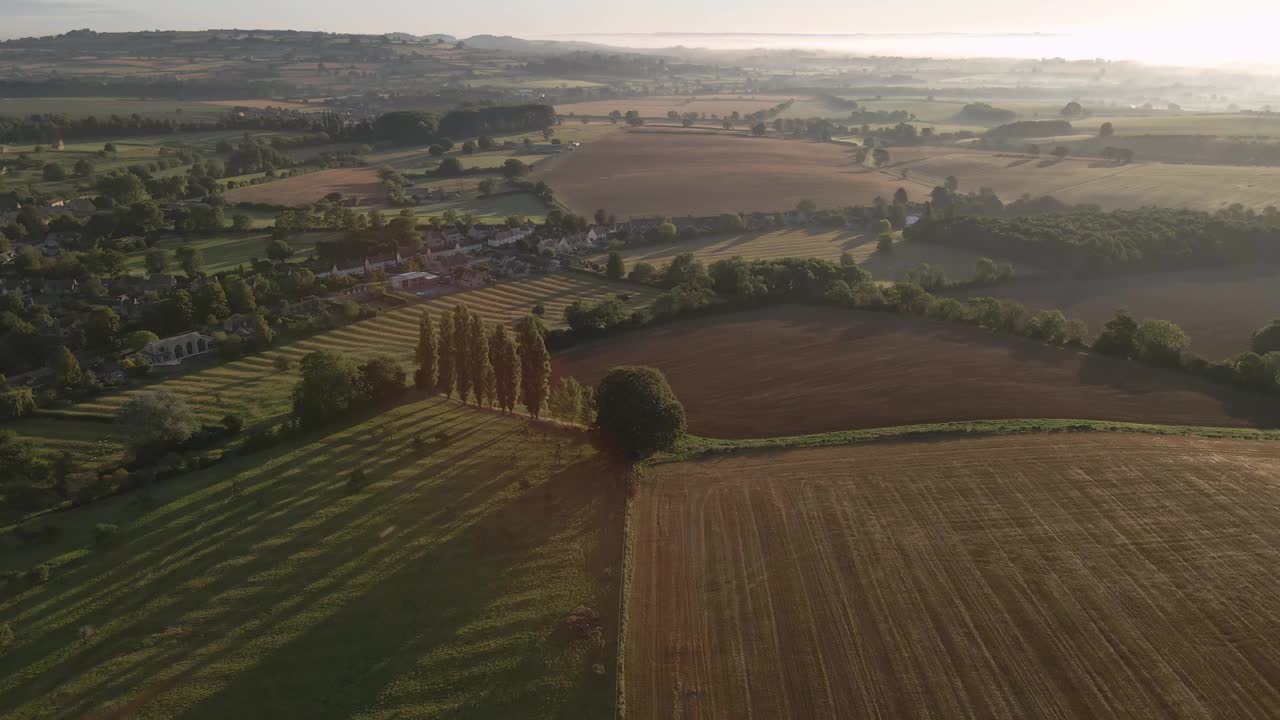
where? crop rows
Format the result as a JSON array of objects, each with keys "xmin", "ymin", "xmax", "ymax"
[{"xmin": 628, "ymin": 433, "xmax": 1280, "ymax": 719}]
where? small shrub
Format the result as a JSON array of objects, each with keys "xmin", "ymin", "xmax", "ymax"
[
  {"xmin": 222, "ymin": 414, "xmax": 244, "ymax": 435},
  {"xmin": 94, "ymin": 523, "xmax": 120, "ymax": 547},
  {"xmin": 347, "ymin": 468, "xmax": 367, "ymax": 492},
  {"xmin": 27, "ymin": 564, "xmax": 51, "ymax": 585},
  {"xmin": 0, "ymin": 622, "xmax": 13, "ymax": 650}
]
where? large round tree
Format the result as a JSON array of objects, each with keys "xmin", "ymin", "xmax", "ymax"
[{"xmin": 593, "ymin": 366, "xmax": 686, "ymax": 460}]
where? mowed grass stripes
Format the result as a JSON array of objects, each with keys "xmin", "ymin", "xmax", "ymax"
[{"xmin": 26, "ymin": 275, "xmax": 656, "ymax": 435}]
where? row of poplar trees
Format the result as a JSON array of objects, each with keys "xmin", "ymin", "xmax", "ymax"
[{"xmin": 413, "ymin": 304, "xmax": 552, "ymax": 418}]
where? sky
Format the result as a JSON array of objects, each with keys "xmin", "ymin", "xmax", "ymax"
[{"xmin": 3, "ymin": 0, "xmax": 1280, "ymax": 66}]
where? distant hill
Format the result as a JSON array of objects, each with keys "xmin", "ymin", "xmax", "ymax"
[{"xmin": 462, "ymin": 34, "xmax": 616, "ymax": 54}]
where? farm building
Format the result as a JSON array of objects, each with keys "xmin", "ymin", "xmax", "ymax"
[{"xmin": 388, "ymin": 271, "xmax": 439, "ymax": 292}]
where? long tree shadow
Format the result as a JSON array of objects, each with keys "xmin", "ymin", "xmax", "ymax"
[
  {"xmin": 164, "ymin": 454, "xmax": 625, "ymax": 720},
  {"xmin": 0, "ymin": 400, "xmax": 543, "ymax": 716}
]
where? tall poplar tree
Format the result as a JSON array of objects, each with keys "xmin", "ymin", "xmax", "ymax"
[
  {"xmin": 451, "ymin": 304, "xmax": 473, "ymax": 403},
  {"xmin": 516, "ymin": 314, "xmax": 550, "ymax": 418},
  {"xmin": 436, "ymin": 310, "xmax": 456, "ymax": 399},
  {"xmin": 466, "ymin": 313, "xmax": 491, "ymax": 406},
  {"xmin": 490, "ymin": 322, "xmax": 521, "ymax": 413},
  {"xmin": 414, "ymin": 309, "xmax": 438, "ymax": 393}
]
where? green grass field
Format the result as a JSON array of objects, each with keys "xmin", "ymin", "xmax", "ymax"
[
  {"xmin": 598, "ymin": 229, "xmax": 1031, "ymax": 282},
  {"xmin": 0, "ymin": 398, "xmax": 624, "ymax": 719},
  {"xmin": 122, "ymin": 231, "xmax": 332, "ymax": 275},
  {"xmin": 27, "ymin": 274, "xmax": 659, "ymax": 432},
  {"xmin": 0, "ymin": 142, "xmax": 183, "ymax": 198},
  {"xmin": 0, "ymin": 97, "xmax": 231, "ymax": 122}
]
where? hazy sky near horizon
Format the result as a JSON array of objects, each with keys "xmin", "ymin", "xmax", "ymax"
[{"xmin": 3, "ymin": 0, "xmax": 1279, "ymax": 65}]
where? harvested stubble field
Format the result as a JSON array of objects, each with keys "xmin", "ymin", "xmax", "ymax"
[
  {"xmin": 554, "ymin": 94, "xmax": 795, "ymax": 118},
  {"xmin": 596, "ymin": 230, "xmax": 1032, "ymax": 282},
  {"xmin": 532, "ymin": 128, "xmax": 907, "ymax": 217},
  {"xmin": 1, "ymin": 399, "xmax": 624, "ymax": 719},
  {"xmin": 628, "ymin": 433, "xmax": 1280, "ymax": 719},
  {"xmin": 29, "ymin": 275, "xmax": 657, "ymax": 431},
  {"xmin": 883, "ymin": 147, "xmax": 1280, "ymax": 211},
  {"xmin": 222, "ymin": 167, "xmax": 385, "ymax": 207},
  {"xmin": 553, "ymin": 305, "xmax": 1280, "ymax": 438},
  {"xmin": 940, "ymin": 265, "xmax": 1280, "ymax": 359}
]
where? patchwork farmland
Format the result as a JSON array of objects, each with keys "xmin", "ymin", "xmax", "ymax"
[
  {"xmin": 553, "ymin": 305, "xmax": 1280, "ymax": 438},
  {"xmin": 222, "ymin": 167, "xmax": 386, "ymax": 207},
  {"xmin": 536, "ymin": 128, "xmax": 1280, "ymax": 218},
  {"xmin": 532, "ymin": 128, "xmax": 908, "ymax": 217},
  {"xmin": 628, "ymin": 433, "xmax": 1280, "ymax": 719},
  {"xmin": 939, "ymin": 265, "xmax": 1280, "ymax": 359},
  {"xmin": 24, "ymin": 275, "xmax": 656, "ymax": 434},
  {"xmin": 596, "ymin": 230, "xmax": 1034, "ymax": 282},
  {"xmin": 1, "ymin": 400, "xmax": 624, "ymax": 719},
  {"xmin": 554, "ymin": 95, "xmax": 796, "ymax": 119},
  {"xmin": 881, "ymin": 147, "xmax": 1280, "ymax": 211}
]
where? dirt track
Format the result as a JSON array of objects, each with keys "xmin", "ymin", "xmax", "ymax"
[
  {"xmin": 629, "ymin": 433, "xmax": 1280, "ymax": 719},
  {"xmin": 554, "ymin": 305, "xmax": 1280, "ymax": 438}
]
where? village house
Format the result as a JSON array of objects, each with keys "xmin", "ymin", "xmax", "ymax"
[
  {"xmin": 488, "ymin": 225, "xmax": 533, "ymax": 248},
  {"xmin": 139, "ymin": 332, "xmax": 216, "ymax": 366},
  {"xmin": 452, "ymin": 265, "xmax": 488, "ymax": 289}
]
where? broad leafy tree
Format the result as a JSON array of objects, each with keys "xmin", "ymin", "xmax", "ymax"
[{"xmin": 593, "ymin": 366, "xmax": 686, "ymax": 459}]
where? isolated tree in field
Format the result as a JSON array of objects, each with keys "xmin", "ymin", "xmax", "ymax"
[
  {"xmin": 1093, "ymin": 310, "xmax": 1139, "ymax": 357},
  {"xmin": 656, "ymin": 221, "xmax": 677, "ymax": 240},
  {"xmin": 974, "ymin": 257, "xmax": 998, "ymax": 283},
  {"xmin": 172, "ymin": 245, "xmax": 201, "ymax": 278},
  {"xmin": 451, "ymin": 305, "xmax": 474, "ymax": 402},
  {"xmin": 593, "ymin": 366, "xmax": 686, "ymax": 460},
  {"xmin": 267, "ymin": 239, "xmax": 295, "ymax": 262},
  {"xmin": 796, "ymin": 199, "xmax": 817, "ymax": 215},
  {"xmin": 517, "ymin": 314, "xmax": 550, "ymax": 418},
  {"xmin": 1133, "ymin": 319, "xmax": 1190, "ymax": 367},
  {"xmin": 1250, "ymin": 319, "xmax": 1280, "ymax": 354},
  {"xmin": 145, "ymin": 248, "xmax": 170, "ymax": 275},
  {"xmin": 466, "ymin": 313, "xmax": 491, "ymax": 406},
  {"xmin": 872, "ymin": 147, "xmax": 890, "ymax": 167},
  {"xmin": 50, "ymin": 346, "xmax": 82, "ymax": 387},
  {"xmin": 292, "ymin": 350, "xmax": 362, "ymax": 426},
  {"xmin": 1099, "ymin": 122, "xmax": 1114, "ymax": 137},
  {"xmin": 359, "ymin": 354, "xmax": 406, "ymax": 403},
  {"xmin": 115, "ymin": 390, "xmax": 199, "ymax": 451},
  {"xmin": 1061, "ymin": 101, "xmax": 1085, "ymax": 118},
  {"xmin": 1051, "ymin": 146, "xmax": 1069, "ymax": 160},
  {"xmin": 1026, "ymin": 143, "xmax": 1040, "ymax": 156},
  {"xmin": 751, "ymin": 122, "xmax": 767, "ymax": 136},
  {"xmin": 605, "ymin": 251, "xmax": 625, "ymax": 280},
  {"xmin": 437, "ymin": 311, "xmax": 456, "ymax": 398},
  {"xmin": 944, "ymin": 175, "xmax": 959, "ymax": 193},
  {"xmin": 502, "ymin": 158, "xmax": 529, "ymax": 179},
  {"xmin": 490, "ymin": 322, "xmax": 520, "ymax": 413},
  {"xmin": 893, "ymin": 187, "xmax": 909, "ymax": 205},
  {"xmin": 414, "ymin": 310, "xmax": 438, "ymax": 393}
]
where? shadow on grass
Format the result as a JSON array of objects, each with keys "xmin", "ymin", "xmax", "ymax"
[{"xmin": 1, "ymin": 398, "xmax": 625, "ymax": 720}]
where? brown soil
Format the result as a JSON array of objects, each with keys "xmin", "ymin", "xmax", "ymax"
[
  {"xmin": 629, "ymin": 434, "xmax": 1280, "ymax": 719},
  {"xmin": 553, "ymin": 305, "xmax": 1280, "ymax": 438},
  {"xmin": 223, "ymin": 167, "xmax": 385, "ymax": 207},
  {"xmin": 532, "ymin": 128, "xmax": 905, "ymax": 217}
]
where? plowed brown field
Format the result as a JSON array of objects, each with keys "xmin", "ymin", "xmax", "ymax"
[
  {"xmin": 532, "ymin": 128, "xmax": 904, "ymax": 216},
  {"xmin": 223, "ymin": 167, "xmax": 384, "ymax": 206},
  {"xmin": 628, "ymin": 433, "xmax": 1280, "ymax": 719},
  {"xmin": 554, "ymin": 306, "xmax": 1280, "ymax": 437}
]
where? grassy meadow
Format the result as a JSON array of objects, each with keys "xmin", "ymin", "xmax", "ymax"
[{"xmin": 0, "ymin": 399, "xmax": 624, "ymax": 719}]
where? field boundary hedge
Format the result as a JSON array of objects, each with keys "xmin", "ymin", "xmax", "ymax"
[
  {"xmin": 614, "ymin": 471, "xmax": 639, "ymax": 719},
  {"xmin": 648, "ymin": 418, "xmax": 1280, "ymax": 466}
]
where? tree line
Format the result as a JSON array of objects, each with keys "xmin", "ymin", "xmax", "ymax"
[{"xmin": 906, "ymin": 206, "xmax": 1280, "ymax": 276}]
